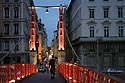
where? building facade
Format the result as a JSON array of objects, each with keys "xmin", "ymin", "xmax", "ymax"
[
  {"xmin": 65, "ymin": 0, "xmax": 125, "ymax": 70},
  {"xmin": 37, "ymin": 19, "xmax": 48, "ymax": 64},
  {"xmin": 0, "ymin": 0, "xmax": 33, "ymax": 64}
]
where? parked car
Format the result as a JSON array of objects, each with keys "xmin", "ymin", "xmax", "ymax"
[
  {"xmin": 38, "ymin": 65, "xmax": 46, "ymax": 73},
  {"xmin": 106, "ymin": 68, "xmax": 123, "ymax": 74},
  {"xmin": 100, "ymin": 69, "xmax": 107, "ymax": 74}
]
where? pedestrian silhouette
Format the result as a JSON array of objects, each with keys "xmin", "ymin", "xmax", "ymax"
[{"xmin": 49, "ymin": 55, "xmax": 56, "ymax": 79}]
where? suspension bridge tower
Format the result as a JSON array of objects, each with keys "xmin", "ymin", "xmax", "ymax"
[
  {"xmin": 29, "ymin": 7, "xmax": 37, "ymax": 65},
  {"xmin": 58, "ymin": 4, "xmax": 65, "ymax": 63}
]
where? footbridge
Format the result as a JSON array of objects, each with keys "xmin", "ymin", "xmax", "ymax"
[{"xmin": 0, "ymin": 63, "xmax": 124, "ymax": 83}]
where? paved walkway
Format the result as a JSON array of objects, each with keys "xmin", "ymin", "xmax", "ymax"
[{"xmin": 17, "ymin": 72, "xmax": 68, "ymax": 83}]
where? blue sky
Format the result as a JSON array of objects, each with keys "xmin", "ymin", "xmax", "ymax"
[{"xmin": 33, "ymin": 0, "xmax": 71, "ymax": 46}]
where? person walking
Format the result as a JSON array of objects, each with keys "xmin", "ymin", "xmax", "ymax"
[{"xmin": 49, "ymin": 55, "xmax": 56, "ymax": 79}]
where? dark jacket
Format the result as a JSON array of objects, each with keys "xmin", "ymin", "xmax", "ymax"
[{"xmin": 49, "ymin": 58, "xmax": 55, "ymax": 74}]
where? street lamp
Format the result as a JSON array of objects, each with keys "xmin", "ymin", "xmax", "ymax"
[{"xmin": 45, "ymin": 7, "xmax": 49, "ymax": 14}]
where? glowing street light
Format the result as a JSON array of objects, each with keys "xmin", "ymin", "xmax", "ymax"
[{"xmin": 45, "ymin": 8, "xmax": 49, "ymax": 14}]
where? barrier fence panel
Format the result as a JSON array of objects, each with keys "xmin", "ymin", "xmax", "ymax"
[
  {"xmin": 59, "ymin": 63, "xmax": 121, "ymax": 83},
  {"xmin": 0, "ymin": 64, "xmax": 37, "ymax": 83}
]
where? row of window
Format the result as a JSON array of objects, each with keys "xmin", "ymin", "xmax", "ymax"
[
  {"xmin": 5, "ymin": 0, "xmax": 19, "ymax": 2},
  {"xmin": 0, "ymin": 41, "xmax": 124, "ymax": 52},
  {"xmin": 4, "ymin": 7, "xmax": 19, "ymax": 18},
  {"xmin": 0, "ymin": 41, "xmax": 19, "ymax": 51},
  {"xmin": 89, "ymin": 7, "xmax": 123, "ymax": 18},
  {"xmin": 90, "ymin": 25, "xmax": 123, "ymax": 37},
  {"xmin": 89, "ymin": 0, "xmax": 123, "ymax": 1},
  {"xmin": 4, "ymin": 24, "xmax": 19, "ymax": 35},
  {"xmin": 88, "ymin": 56, "xmax": 124, "ymax": 67},
  {"xmin": 89, "ymin": 44, "xmax": 124, "ymax": 52}
]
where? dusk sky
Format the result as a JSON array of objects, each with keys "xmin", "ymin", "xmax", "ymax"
[{"xmin": 33, "ymin": 0, "xmax": 71, "ymax": 46}]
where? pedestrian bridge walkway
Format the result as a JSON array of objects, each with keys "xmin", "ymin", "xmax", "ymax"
[
  {"xmin": 17, "ymin": 72, "xmax": 68, "ymax": 83},
  {"xmin": 0, "ymin": 63, "xmax": 124, "ymax": 83}
]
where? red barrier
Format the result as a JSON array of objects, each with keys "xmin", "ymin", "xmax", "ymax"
[
  {"xmin": 0, "ymin": 64, "xmax": 37, "ymax": 83},
  {"xmin": 59, "ymin": 63, "xmax": 121, "ymax": 83}
]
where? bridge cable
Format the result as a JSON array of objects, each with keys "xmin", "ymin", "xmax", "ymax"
[{"xmin": 64, "ymin": 23, "xmax": 81, "ymax": 63}]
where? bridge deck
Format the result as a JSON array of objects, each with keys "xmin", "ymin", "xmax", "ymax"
[{"xmin": 17, "ymin": 72, "xmax": 68, "ymax": 83}]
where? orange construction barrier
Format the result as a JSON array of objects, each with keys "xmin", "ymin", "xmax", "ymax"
[
  {"xmin": 0, "ymin": 64, "xmax": 37, "ymax": 83},
  {"xmin": 59, "ymin": 63, "xmax": 121, "ymax": 83}
]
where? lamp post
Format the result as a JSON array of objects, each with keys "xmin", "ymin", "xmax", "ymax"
[
  {"xmin": 97, "ymin": 37, "xmax": 99, "ymax": 71},
  {"xmin": 96, "ymin": 28, "xmax": 99, "ymax": 71},
  {"xmin": 14, "ymin": 40, "xmax": 17, "ymax": 63}
]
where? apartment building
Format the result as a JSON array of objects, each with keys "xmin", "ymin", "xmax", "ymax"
[
  {"xmin": 65, "ymin": 0, "xmax": 125, "ymax": 70},
  {"xmin": 0, "ymin": 0, "xmax": 34, "ymax": 64}
]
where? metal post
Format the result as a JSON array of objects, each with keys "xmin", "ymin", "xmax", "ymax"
[
  {"xmin": 15, "ymin": 41, "xmax": 17, "ymax": 63},
  {"xmin": 97, "ymin": 38, "xmax": 99, "ymax": 71},
  {"xmin": 96, "ymin": 28, "xmax": 99, "ymax": 71}
]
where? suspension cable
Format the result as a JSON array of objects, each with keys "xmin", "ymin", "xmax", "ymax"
[{"xmin": 64, "ymin": 25, "xmax": 81, "ymax": 62}]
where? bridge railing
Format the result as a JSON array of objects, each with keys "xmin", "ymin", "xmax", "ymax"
[
  {"xmin": 59, "ymin": 63, "xmax": 121, "ymax": 83},
  {"xmin": 0, "ymin": 64, "xmax": 37, "ymax": 83}
]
